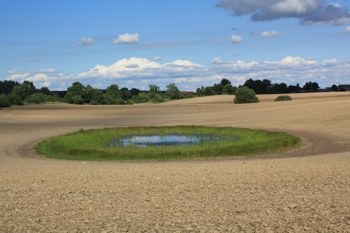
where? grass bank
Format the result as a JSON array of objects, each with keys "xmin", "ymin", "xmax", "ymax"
[{"xmin": 36, "ymin": 126, "xmax": 301, "ymax": 161}]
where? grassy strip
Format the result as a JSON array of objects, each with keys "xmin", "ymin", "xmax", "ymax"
[{"xmin": 36, "ymin": 126, "xmax": 301, "ymax": 161}]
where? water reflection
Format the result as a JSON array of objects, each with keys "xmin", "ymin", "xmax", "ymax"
[{"xmin": 109, "ymin": 134, "xmax": 222, "ymax": 147}]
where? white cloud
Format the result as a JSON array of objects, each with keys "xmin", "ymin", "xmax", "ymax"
[
  {"xmin": 210, "ymin": 56, "xmax": 348, "ymax": 87},
  {"xmin": 79, "ymin": 37, "xmax": 94, "ymax": 45},
  {"xmin": 212, "ymin": 57, "xmax": 224, "ymax": 64},
  {"xmin": 217, "ymin": 0, "xmax": 320, "ymax": 19},
  {"xmin": 79, "ymin": 57, "xmax": 204, "ymax": 79},
  {"xmin": 261, "ymin": 30, "xmax": 280, "ymax": 38},
  {"xmin": 153, "ymin": 56, "xmax": 162, "ymax": 61},
  {"xmin": 79, "ymin": 57, "xmax": 161, "ymax": 78},
  {"xmin": 231, "ymin": 34, "xmax": 243, "ymax": 43},
  {"xmin": 7, "ymin": 70, "xmax": 70, "ymax": 89},
  {"xmin": 266, "ymin": 56, "xmax": 317, "ymax": 66},
  {"xmin": 165, "ymin": 60, "xmax": 203, "ymax": 68},
  {"xmin": 113, "ymin": 33, "xmax": 139, "ymax": 44},
  {"xmin": 214, "ymin": 60, "xmax": 259, "ymax": 70},
  {"xmin": 40, "ymin": 68, "xmax": 56, "ymax": 73},
  {"xmin": 302, "ymin": 3, "xmax": 350, "ymax": 25},
  {"xmin": 345, "ymin": 26, "xmax": 350, "ymax": 33},
  {"xmin": 217, "ymin": 0, "xmax": 350, "ymax": 25},
  {"xmin": 7, "ymin": 56, "xmax": 350, "ymax": 91}
]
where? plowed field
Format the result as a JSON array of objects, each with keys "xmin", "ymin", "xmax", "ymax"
[{"xmin": 1, "ymin": 92, "xmax": 350, "ymax": 232}]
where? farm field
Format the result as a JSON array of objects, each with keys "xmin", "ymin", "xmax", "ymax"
[{"xmin": 1, "ymin": 92, "xmax": 350, "ymax": 232}]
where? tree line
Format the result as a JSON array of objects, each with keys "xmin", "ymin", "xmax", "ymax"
[
  {"xmin": 196, "ymin": 78, "xmax": 326, "ymax": 96},
  {"xmin": 0, "ymin": 78, "xmax": 348, "ymax": 108},
  {"xmin": 0, "ymin": 80, "xmax": 185, "ymax": 107}
]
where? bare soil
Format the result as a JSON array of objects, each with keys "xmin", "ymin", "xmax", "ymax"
[{"xmin": 1, "ymin": 92, "xmax": 350, "ymax": 232}]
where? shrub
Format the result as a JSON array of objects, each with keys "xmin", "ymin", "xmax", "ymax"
[
  {"xmin": 26, "ymin": 93, "xmax": 55, "ymax": 104},
  {"xmin": 132, "ymin": 93, "xmax": 150, "ymax": 103},
  {"xmin": 0, "ymin": 94, "xmax": 11, "ymax": 107},
  {"xmin": 71, "ymin": 95, "xmax": 85, "ymax": 105},
  {"xmin": 7, "ymin": 92, "xmax": 23, "ymax": 105},
  {"xmin": 150, "ymin": 94, "xmax": 167, "ymax": 103},
  {"xmin": 234, "ymin": 86, "xmax": 259, "ymax": 104},
  {"xmin": 275, "ymin": 95, "xmax": 292, "ymax": 102}
]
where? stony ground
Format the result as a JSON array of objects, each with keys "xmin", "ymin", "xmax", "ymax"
[{"xmin": 1, "ymin": 92, "xmax": 350, "ymax": 232}]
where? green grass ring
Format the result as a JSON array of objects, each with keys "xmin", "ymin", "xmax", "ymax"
[{"xmin": 35, "ymin": 126, "xmax": 301, "ymax": 161}]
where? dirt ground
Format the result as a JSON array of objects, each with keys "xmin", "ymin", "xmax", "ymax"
[{"xmin": 1, "ymin": 92, "xmax": 350, "ymax": 232}]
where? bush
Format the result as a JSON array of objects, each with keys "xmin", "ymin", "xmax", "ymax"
[
  {"xmin": 0, "ymin": 94, "xmax": 11, "ymax": 107},
  {"xmin": 132, "ymin": 93, "xmax": 150, "ymax": 103},
  {"xmin": 26, "ymin": 93, "xmax": 55, "ymax": 104},
  {"xmin": 7, "ymin": 92, "xmax": 23, "ymax": 105},
  {"xmin": 71, "ymin": 95, "xmax": 85, "ymax": 105},
  {"xmin": 150, "ymin": 94, "xmax": 167, "ymax": 103},
  {"xmin": 234, "ymin": 86, "xmax": 259, "ymax": 104},
  {"xmin": 275, "ymin": 95, "xmax": 292, "ymax": 102}
]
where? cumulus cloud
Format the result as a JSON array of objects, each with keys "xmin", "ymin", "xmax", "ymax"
[
  {"xmin": 217, "ymin": 0, "xmax": 350, "ymax": 25},
  {"xmin": 79, "ymin": 37, "xmax": 94, "ymax": 45},
  {"xmin": 265, "ymin": 56, "xmax": 317, "ymax": 66},
  {"xmin": 302, "ymin": 3, "xmax": 350, "ymax": 25},
  {"xmin": 113, "ymin": 33, "xmax": 139, "ymax": 44},
  {"xmin": 211, "ymin": 56, "xmax": 348, "ymax": 87},
  {"xmin": 261, "ymin": 30, "xmax": 280, "ymax": 38},
  {"xmin": 79, "ymin": 57, "xmax": 161, "ymax": 78},
  {"xmin": 165, "ymin": 60, "xmax": 203, "ymax": 68},
  {"xmin": 231, "ymin": 34, "xmax": 243, "ymax": 43},
  {"xmin": 345, "ymin": 26, "xmax": 350, "ymax": 33},
  {"xmin": 212, "ymin": 58, "xmax": 258, "ymax": 69},
  {"xmin": 7, "ymin": 56, "xmax": 350, "ymax": 91},
  {"xmin": 217, "ymin": 0, "xmax": 320, "ymax": 20},
  {"xmin": 7, "ymin": 70, "xmax": 70, "ymax": 89},
  {"xmin": 78, "ymin": 57, "xmax": 204, "ymax": 79},
  {"xmin": 212, "ymin": 57, "xmax": 225, "ymax": 64}
]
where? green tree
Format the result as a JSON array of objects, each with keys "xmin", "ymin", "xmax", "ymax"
[
  {"xmin": 26, "ymin": 93, "xmax": 55, "ymax": 104},
  {"xmin": 132, "ymin": 92, "xmax": 150, "ymax": 103},
  {"xmin": 7, "ymin": 81, "xmax": 36, "ymax": 105},
  {"xmin": 10, "ymin": 81, "xmax": 36, "ymax": 100},
  {"xmin": 65, "ymin": 82, "xmax": 86, "ymax": 104},
  {"xmin": 67, "ymin": 82, "xmax": 85, "ymax": 95},
  {"xmin": 120, "ymin": 87, "xmax": 132, "ymax": 101},
  {"xmin": 0, "ymin": 80, "xmax": 20, "ymax": 95},
  {"xmin": 287, "ymin": 83, "xmax": 301, "ymax": 93},
  {"xmin": 212, "ymin": 83, "xmax": 224, "ymax": 94},
  {"xmin": 234, "ymin": 86, "xmax": 259, "ymax": 104},
  {"xmin": 130, "ymin": 88, "xmax": 141, "ymax": 96},
  {"xmin": 104, "ymin": 84, "xmax": 123, "ymax": 104},
  {"xmin": 71, "ymin": 95, "xmax": 85, "ymax": 104},
  {"xmin": 149, "ymin": 84, "xmax": 160, "ymax": 94},
  {"xmin": 220, "ymin": 78, "xmax": 231, "ymax": 87},
  {"xmin": 196, "ymin": 86, "xmax": 206, "ymax": 96},
  {"xmin": 0, "ymin": 94, "xmax": 11, "ymax": 107},
  {"xmin": 303, "ymin": 81, "xmax": 319, "ymax": 92},
  {"xmin": 223, "ymin": 84, "xmax": 236, "ymax": 94},
  {"xmin": 148, "ymin": 84, "xmax": 165, "ymax": 102},
  {"xmin": 84, "ymin": 85, "xmax": 98, "ymax": 103},
  {"xmin": 7, "ymin": 92, "xmax": 23, "ymax": 105},
  {"xmin": 90, "ymin": 89, "xmax": 106, "ymax": 105},
  {"xmin": 166, "ymin": 83, "xmax": 181, "ymax": 99},
  {"xmin": 39, "ymin": 87, "xmax": 51, "ymax": 95},
  {"xmin": 331, "ymin": 84, "xmax": 338, "ymax": 92},
  {"xmin": 151, "ymin": 94, "xmax": 166, "ymax": 103}
]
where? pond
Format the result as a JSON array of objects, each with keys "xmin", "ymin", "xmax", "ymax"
[{"xmin": 109, "ymin": 134, "xmax": 222, "ymax": 147}]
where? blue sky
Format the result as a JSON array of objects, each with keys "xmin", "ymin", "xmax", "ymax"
[{"xmin": 1, "ymin": 0, "xmax": 350, "ymax": 90}]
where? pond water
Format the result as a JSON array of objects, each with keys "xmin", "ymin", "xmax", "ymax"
[{"xmin": 109, "ymin": 134, "xmax": 222, "ymax": 147}]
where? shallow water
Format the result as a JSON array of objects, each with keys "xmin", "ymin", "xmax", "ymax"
[{"xmin": 109, "ymin": 134, "xmax": 222, "ymax": 147}]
